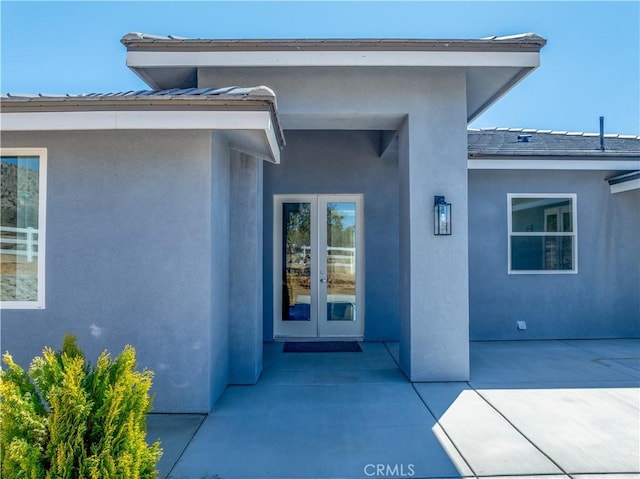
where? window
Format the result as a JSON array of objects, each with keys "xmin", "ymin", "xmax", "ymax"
[
  {"xmin": 508, "ymin": 194, "xmax": 577, "ymax": 274},
  {"xmin": 1, "ymin": 148, "xmax": 47, "ymax": 308}
]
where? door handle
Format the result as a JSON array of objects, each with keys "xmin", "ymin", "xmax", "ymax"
[{"xmin": 320, "ymin": 278, "xmax": 327, "ymax": 283}]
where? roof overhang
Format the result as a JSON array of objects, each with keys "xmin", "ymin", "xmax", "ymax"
[
  {"xmin": 607, "ymin": 171, "xmax": 640, "ymax": 193},
  {"xmin": 468, "ymin": 152, "xmax": 640, "ymax": 171},
  {"xmin": 468, "ymin": 149, "xmax": 640, "ymax": 196},
  {"xmin": 121, "ymin": 34, "xmax": 547, "ymax": 123},
  {"xmin": 0, "ymin": 90, "xmax": 284, "ymax": 163}
]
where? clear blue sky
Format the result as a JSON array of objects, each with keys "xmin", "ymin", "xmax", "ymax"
[{"xmin": 1, "ymin": 1, "xmax": 638, "ymax": 135}]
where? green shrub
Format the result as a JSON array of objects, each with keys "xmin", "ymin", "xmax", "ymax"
[{"xmin": 0, "ymin": 334, "xmax": 162, "ymax": 478}]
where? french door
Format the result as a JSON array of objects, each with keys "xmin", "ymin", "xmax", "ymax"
[{"xmin": 273, "ymin": 194, "xmax": 364, "ymax": 339}]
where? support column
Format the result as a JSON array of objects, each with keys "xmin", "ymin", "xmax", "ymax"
[
  {"xmin": 210, "ymin": 133, "xmax": 230, "ymax": 405},
  {"xmin": 228, "ymin": 151, "xmax": 263, "ymax": 384},
  {"xmin": 398, "ymin": 98, "xmax": 470, "ymax": 381}
]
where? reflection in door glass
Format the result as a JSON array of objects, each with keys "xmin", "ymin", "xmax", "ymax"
[
  {"xmin": 326, "ymin": 202, "xmax": 356, "ymax": 321},
  {"xmin": 282, "ymin": 203, "xmax": 311, "ymax": 321}
]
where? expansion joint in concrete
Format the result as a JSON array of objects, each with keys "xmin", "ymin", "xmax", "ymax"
[
  {"xmin": 413, "ymin": 381, "xmax": 477, "ymax": 478},
  {"xmin": 382, "ymin": 341, "xmax": 477, "ymax": 477},
  {"xmin": 166, "ymin": 414, "xmax": 208, "ymax": 478},
  {"xmin": 471, "ymin": 385, "xmax": 569, "ymax": 477}
]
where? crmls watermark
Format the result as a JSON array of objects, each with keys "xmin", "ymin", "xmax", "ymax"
[{"xmin": 363, "ymin": 463, "xmax": 415, "ymax": 477}]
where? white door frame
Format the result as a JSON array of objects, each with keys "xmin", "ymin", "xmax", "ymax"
[{"xmin": 273, "ymin": 194, "xmax": 364, "ymax": 340}]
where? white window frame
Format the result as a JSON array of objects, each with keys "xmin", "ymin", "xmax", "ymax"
[
  {"xmin": 1, "ymin": 148, "xmax": 47, "ymax": 309},
  {"xmin": 507, "ymin": 193, "xmax": 578, "ymax": 275}
]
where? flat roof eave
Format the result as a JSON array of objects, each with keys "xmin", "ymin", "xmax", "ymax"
[
  {"xmin": 0, "ymin": 107, "xmax": 282, "ymax": 164},
  {"xmin": 121, "ymin": 33, "xmax": 545, "ymax": 123},
  {"xmin": 120, "ymin": 33, "xmax": 547, "ymax": 52},
  {"xmin": 126, "ymin": 49, "xmax": 542, "ymax": 70}
]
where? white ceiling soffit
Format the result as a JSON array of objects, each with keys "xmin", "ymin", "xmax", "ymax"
[
  {"xmin": 465, "ymin": 66, "xmax": 537, "ymax": 122},
  {"xmin": 0, "ymin": 110, "xmax": 281, "ymax": 163}
]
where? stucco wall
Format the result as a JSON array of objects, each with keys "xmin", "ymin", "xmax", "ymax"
[
  {"xmin": 263, "ymin": 130, "xmax": 400, "ymax": 340},
  {"xmin": 469, "ymin": 169, "xmax": 640, "ymax": 339},
  {"xmin": 210, "ymin": 132, "xmax": 231, "ymax": 403},
  {"xmin": 229, "ymin": 151, "xmax": 264, "ymax": 382},
  {"xmin": 200, "ymin": 65, "xmax": 470, "ymax": 380},
  {"xmin": 397, "ymin": 82, "xmax": 470, "ymax": 381},
  {"xmin": 198, "ymin": 66, "xmax": 457, "ymax": 129},
  {"xmin": 1, "ymin": 130, "xmax": 217, "ymax": 412}
]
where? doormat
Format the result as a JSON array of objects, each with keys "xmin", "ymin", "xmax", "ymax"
[{"xmin": 283, "ymin": 341, "xmax": 362, "ymax": 353}]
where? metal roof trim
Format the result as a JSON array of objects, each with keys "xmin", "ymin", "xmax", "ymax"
[
  {"xmin": 1, "ymin": 87, "xmax": 284, "ymax": 148},
  {"xmin": 121, "ymin": 32, "xmax": 546, "ymax": 52},
  {"xmin": 3, "ymin": 86, "xmax": 277, "ymax": 102}
]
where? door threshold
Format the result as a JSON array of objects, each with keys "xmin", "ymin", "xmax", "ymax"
[{"xmin": 274, "ymin": 337, "xmax": 363, "ymax": 342}]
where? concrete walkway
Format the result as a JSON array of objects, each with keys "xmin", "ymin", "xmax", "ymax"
[{"xmin": 148, "ymin": 339, "xmax": 640, "ymax": 479}]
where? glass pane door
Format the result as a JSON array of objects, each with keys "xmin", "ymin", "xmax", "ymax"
[
  {"xmin": 318, "ymin": 197, "xmax": 363, "ymax": 338},
  {"xmin": 282, "ymin": 202, "xmax": 312, "ymax": 322},
  {"xmin": 274, "ymin": 194, "xmax": 363, "ymax": 339},
  {"xmin": 326, "ymin": 201, "xmax": 356, "ymax": 321}
]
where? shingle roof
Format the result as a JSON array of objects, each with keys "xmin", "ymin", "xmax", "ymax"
[{"xmin": 468, "ymin": 128, "xmax": 640, "ymax": 156}]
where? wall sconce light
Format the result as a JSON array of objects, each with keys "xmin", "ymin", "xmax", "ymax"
[{"xmin": 434, "ymin": 196, "xmax": 451, "ymax": 235}]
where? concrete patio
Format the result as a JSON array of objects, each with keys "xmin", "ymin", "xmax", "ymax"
[{"xmin": 147, "ymin": 339, "xmax": 640, "ymax": 479}]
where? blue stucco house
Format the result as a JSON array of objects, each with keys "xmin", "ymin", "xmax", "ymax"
[{"xmin": 1, "ymin": 33, "xmax": 638, "ymax": 412}]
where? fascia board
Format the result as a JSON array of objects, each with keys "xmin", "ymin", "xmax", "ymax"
[
  {"xmin": 127, "ymin": 50, "xmax": 540, "ymax": 68},
  {"xmin": 1, "ymin": 110, "xmax": 269, "ymax": 130},
  {"xmin": 1, "ymin": 110, "xmax": 280, "ymax": 162},
  {"xmin": 264, "ymin": 119, "xmax": 281, "ymax": 163},
  {"xmin": 610, "ymin": 178, "xmax": 640, "ymax": 194},
  {"xmin": 468, "ymin": 159, "xmax": 640, "ymax": 170}
]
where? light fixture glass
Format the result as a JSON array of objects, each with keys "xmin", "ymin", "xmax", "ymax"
[{"xmin": 434, "ymin": 196, "xmax": 451, "ymax": 235}]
